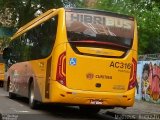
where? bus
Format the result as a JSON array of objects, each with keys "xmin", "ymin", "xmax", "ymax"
[
  {"xmin": 3, "ymin": 8, "xmax": 138, "ymax": 112},
  {"xmin": 0, "ymin": 53, "xmax": 5, "ymax": 87}
]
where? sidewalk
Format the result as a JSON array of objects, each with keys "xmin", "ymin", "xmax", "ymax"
[{"xmin": 106, "ymin": 100, "xmax": 160, "ymax": 114}]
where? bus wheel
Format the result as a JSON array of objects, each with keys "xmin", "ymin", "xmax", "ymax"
[
  {"xmin": 79, "ymin": 106, "xmax": 101, "ymax": 114},
  {"xmin": 1, "ymin": 82, "xmax": 3, "ymax": 87},
  {"xmin": 0, "ymin": 81, "xmax": 3, "ymax": 87},
  {"xmin": 29, "ymin": 82, "xmax": 37, "ymax": 109},
  {"xmin": 9, "ymin": 92, "xmax": 16, "ymax": 99}
]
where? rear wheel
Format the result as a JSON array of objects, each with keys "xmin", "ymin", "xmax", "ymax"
[
  {"xmin": 29, "ymin": 82, "xmax": 38, "ymax": 109},
  {"xmin": 79, "ymin": 106, "xmax": 101, "ymax": 114},
  {"xmin": 8, "ymin": 81, "xmax": 16, "ymax": 99},
  {"xmin": 9, "ymin": 92, "xmax": 16, "ymax": 99},
  {"xmin": 0, "ymin": 81, "xmax": 3, "ymax": 87}
]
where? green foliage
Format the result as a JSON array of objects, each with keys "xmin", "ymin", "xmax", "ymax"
[
  {"xmin": 0, "ymin": 0, "xmax": 63, "ymax": 27},
  {"xmin": 0, "ymin": 0, "xmax": 159, "ymax": 54},
  {"xmin": 0, "ymin": 0, "xmax": 83, "ymax": 28},
  {"xmin": 0, "ymin": 36, "xmax": 10, "ymax": 51},
  {"xmin": 95, "ymin": 0, "xmax": 160, "ymax": 54}
]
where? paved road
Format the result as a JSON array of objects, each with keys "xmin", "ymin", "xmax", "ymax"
[{"xmin": 0, "ymin": 88, "xmax": 116, "ymax": 120}]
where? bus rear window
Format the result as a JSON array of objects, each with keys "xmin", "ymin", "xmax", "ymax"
[{"xmin": 66, "ymin": 10, "xmax": 134, "ymax": 48}]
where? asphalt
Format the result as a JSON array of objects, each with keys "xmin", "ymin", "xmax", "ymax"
[
  {"xmin": 1, "ymin": 87, "xmax": 160, "ymax": 120},
  {"xmin": 103, "ymin": 100, "xmax": 160, "ymax": 120},
  {"xmin": 106, "ymin": 100, "xmax": 160, "ymax": 114}
]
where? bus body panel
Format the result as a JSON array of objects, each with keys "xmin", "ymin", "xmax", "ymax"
[
  {"xmin": 7, "ymin": 58, "xmax": 51, "ymax": 102},
  {"xmin": 0, "ymin": 63, "xmax": 5, "ymax": 82},
  {"xmin": 50, "ymin": 81, "xmax": 135, "ymax": 107},
  {"xmin": 0, "ymin": 54, "xmax": 5, "ymax": 86},
  {"xmin": 8, "ymin": 62, "xmax": 28, "ymax": 95},
  {"xmin": 28, "ymin": 59, "xmax": 50, "ymax": 102},
  {"xmin": 4, "ymin": 8, "xmax": 137, "ymax": 108},
  {"xmin": 66, "ymin": 43, "xmax": 133, "ymax": 93}
]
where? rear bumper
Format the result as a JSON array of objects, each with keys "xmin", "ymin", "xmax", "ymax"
[{"xmin": 49, "ymin": 81, "xmax": 135, "ymax": 107}]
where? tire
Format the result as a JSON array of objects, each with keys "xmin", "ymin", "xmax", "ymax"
[
  {"xmin": 29, "ymin": 82, "xmax": 37, "ymax": 109},
  {"xmin": 79, "ymin": 106, "xmax": 101, "ymax": 114},
  {"xmin": 9, "ymin": 92, "xmax": 16, "ymax": 99},
  {"xmin": 0, "ymin": 81, "xmax": 3, "ymax": 87},
  {"xmin": 7, "ymin": 80, "xmax": 10, "ymax": 91},
  {"xmin": 1, "ymin": 82, "xmax": 3, "ymax": 87}
]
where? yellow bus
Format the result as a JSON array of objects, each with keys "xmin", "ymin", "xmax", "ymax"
[
  {"xmin": 3, "ymin": 8, "xmax": 138, "ymax": 112},
  {"xmin": 0, "ymin": 53, "xmax": 5, "ymax": 87}
]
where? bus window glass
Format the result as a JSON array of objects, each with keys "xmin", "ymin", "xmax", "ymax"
[
  {"xmin": 9, "ymin": 15, "xmax": 58, "ymax": 62},
  {"xmin": 9, "ymin": 38, "xmax": 21, "ymax": 63},
  {"xmin": 66, "ymin": 11, "xmax": 134, "ymax": 48},
  {"xmin": 29, "ymin": 15, "xmax": 58, "ymax": 60}
]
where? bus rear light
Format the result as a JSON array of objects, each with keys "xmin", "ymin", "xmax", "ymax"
[
  {"xmin": 63, "ymin": 58, "xmax": 66, "ymax": 74},
  {"xmin": 128, "ymin": 58, "xmax": 137, "ymax": 90},
  {"xmin": 56, "ymin": 51, "xmax": 66, "ymax": 86}
]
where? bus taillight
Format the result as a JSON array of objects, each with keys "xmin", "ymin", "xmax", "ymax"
[
  {"xmin": 56, "ymin": 51, "xmax": 66, "ymax": 86},
  {"xmin": 128, "ymin": 58, "xmax": 137, "ymax": 90}
]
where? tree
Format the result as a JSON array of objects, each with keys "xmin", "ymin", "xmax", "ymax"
[
  {"xmin": 0, "ymin": 0, "xmax": 62, "ymax": 28},
  {"xmin": 0, "ymin": 0, "xmax": 86, "ymax": 50},
  {"xmin": 95, "ymin": 0, "xmax": 160, "ymax": 54},
  {"xmin": 1, "ymin": 0, "xmax": 159, "ymax": 54},
  {"xmin": 0, "ymin": 0, "xmax": 85, "ymax": 28}
]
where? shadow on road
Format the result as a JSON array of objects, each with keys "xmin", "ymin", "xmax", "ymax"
[{"xmin": 5, "ymin": 96, "xmax": 114, "ymax": 120}]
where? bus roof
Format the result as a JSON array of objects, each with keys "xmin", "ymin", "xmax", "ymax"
[
  {"xmin": 12, "ymin": 8, "xmax": 134, "ymax": 40},
  {"xmin": 65, "ymin": 8, "xmax": 134, "ymax": 20},
  {"xmin": 11, "ymin": 8, "xmax": 58, "ymax": 40}
]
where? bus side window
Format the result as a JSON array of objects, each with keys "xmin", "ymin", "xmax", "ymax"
[
  {"xmin": 9, "ymin": 39, "xmax": 21, "ymax": 63},
  {"xmin": 26, "ymin": 29, "xmax": 39, "ymax": 60},
  {"xmin": 39, "ymin": 15, "xmax": 58, "ymax": 57},
  {"xmin": 21, "ymin": 15, "xmax": 59, "ymax": 60}
]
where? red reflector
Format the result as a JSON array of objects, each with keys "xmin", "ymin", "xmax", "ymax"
[{"xmin": 56, "ymin": 52, "xmax": 66, "ymax": 86}]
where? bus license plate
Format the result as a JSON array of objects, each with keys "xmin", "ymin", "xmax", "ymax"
[{"xmin": 90, "ymin": 99, "xmax": 103, "ymax": 105}]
